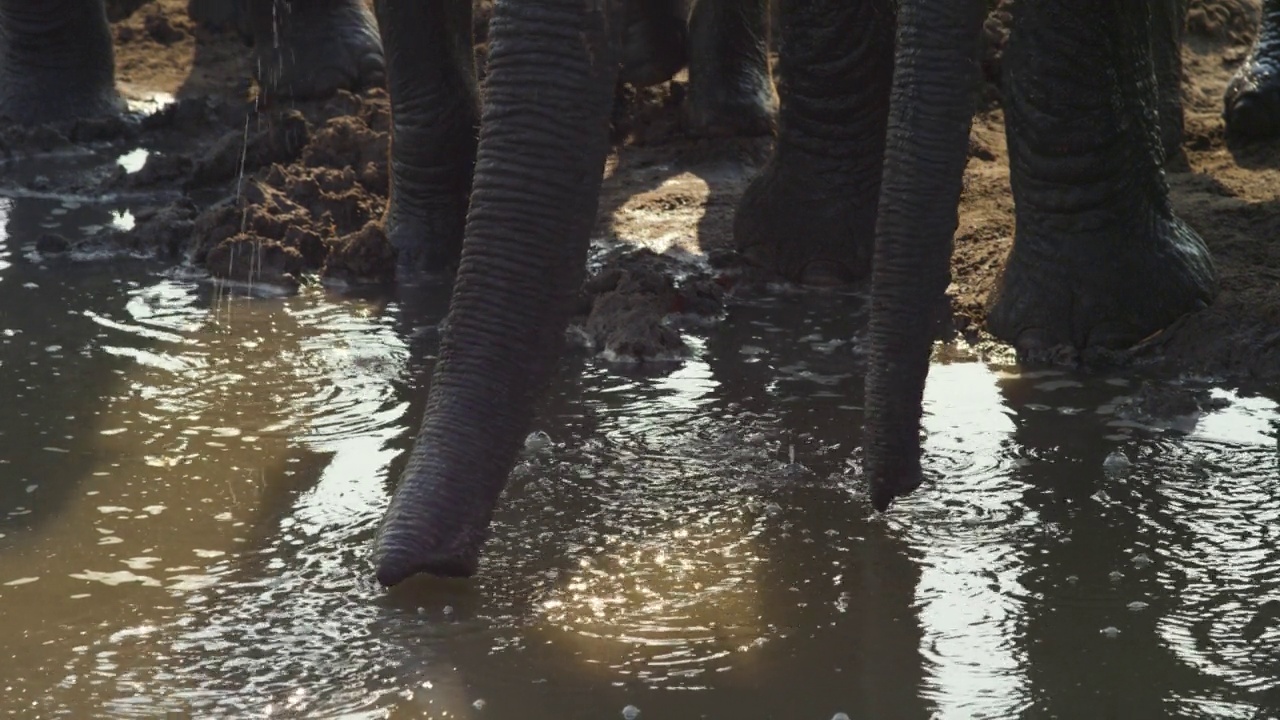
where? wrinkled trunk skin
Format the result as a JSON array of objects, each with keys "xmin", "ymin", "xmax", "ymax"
[
  {"xmin": 373, "ymin": 0, "xmax": 620, "ymax": 586},
  {"xmin": 863, "ymin": 0, "xmax": 984, "ymax": 510},
  {"xmin": 1224, "ymin": 0, "xmax": 1280, "ymax": 139},
  {"xmin": 375, "ymin": 0, "xmax": 478, "ymax": 274},
  {"xmin": 0, "ymin": 0, "xmax": 124, "ymax": 125},
  {"xmin": 686, "ymin": 0, "xmax": 777, "ymax": 137}
]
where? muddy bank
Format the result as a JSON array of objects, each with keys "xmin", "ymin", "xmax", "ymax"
[{"xmin": 6, "ymin": 0, "xmax": 1280, "ymax": 383}]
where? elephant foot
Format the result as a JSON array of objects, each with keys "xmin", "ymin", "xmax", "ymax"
[
  {"xmin": 0, "ymin": 3, "xmax": 124, "ymax": 126},
  {"xmin": 618, "ymin": 0, "xmax": 688, "ymax": 88},
  {"xmin": 734, "ymin": 147, "xmax": 877, "ymax": 285},
  {"xmin": 384, "ymin": 193, "xmax": 469, "ymax": 276},
  {"xmin": 251, "ymin": 0, "xmax": 385, "ymax": 101},
  {"xmin": 987, "ymin": 214, "xmax": 1217, "ymax": 363},
  {"xmin": 1225, "ymin": 60, "xmax": 1280, "ymax": 140},
  {"xmin": 1224, "ymin": 0, "xmax": 1280, "ymax": 139},
  {"xmin": 0, "ymin": 70, "xmax": 125, "ymax": 127}
]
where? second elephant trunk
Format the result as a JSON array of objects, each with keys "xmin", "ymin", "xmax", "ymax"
[
  {"xmin": 372, "ymin": 0, "xmax": 620, "ymax": 585},
  {"xmin": 863, "ymin": 0, "xmax": 984, "ymax": 509}
]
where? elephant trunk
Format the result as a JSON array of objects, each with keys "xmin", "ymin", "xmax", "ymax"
[
  {"xmin": 863, "ymin": 0, "xmax": 984, "ymax": 510},
  {"xmin": 373, "ymin": 0, "xmax": 619, "ymax": 586}
]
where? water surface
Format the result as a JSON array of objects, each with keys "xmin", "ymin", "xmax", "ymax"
[{"xmin": 2, "ymin": 153, "xmax": 1279, "ymax": 719}]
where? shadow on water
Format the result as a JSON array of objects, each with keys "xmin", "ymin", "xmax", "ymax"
[{"xmin": 0, "ymin": 196, "xmax": 159, "ymax": 536}]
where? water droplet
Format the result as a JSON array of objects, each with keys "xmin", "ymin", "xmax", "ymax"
[
  {"xmin": 622, "ymin": 705, "xmax": 641, "ymax": 720},
  {"xmin": 1102, "ymin": 450, "xmax": 1132, "ymax": 474},
  {"xmin": 524, "ymin": 431, "xmax": 552, "ymax": 453},
  {"xmin": 1100, "ymin": 626, "xmax": 1120, "ymax": 638},
  {"xmin": 1127, "ymin": 601, "xmax": 1149, "ymax": 611}
]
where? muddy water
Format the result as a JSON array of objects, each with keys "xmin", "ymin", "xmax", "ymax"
[{"xmin": 3, "ymin": 162, "xmax": 1280, "ymax": 719}]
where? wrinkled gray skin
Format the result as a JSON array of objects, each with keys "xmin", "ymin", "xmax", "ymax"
[{"xmin": 374, "ymin": 0, "xmax": 1227, "ymax": 585}]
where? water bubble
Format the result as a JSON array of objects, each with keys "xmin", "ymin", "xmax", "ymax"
[
  {"xmin": 1127, "ymin": 601, "xmax": 1150, "ymax": 611},
  {"xmin": 1131, "ymin": 553, "xmax": 1153, "ymax": 568},
  {"xmin": 1108, "ymin": 571, "xmax": 1124, "ymax": 582},
  {"xmin": 622, "ymin": 705, "xmax": 641, "ymax": 720},
  {"xmin": 524, "ymin": 431, "xmax": 552, "ymax": 453},
  {"xmin": 472, "ymin": 699, "xmax": 486, "ymax": 710},
  {"xmin": 443, "ymin": 605, "xmax": 454, "ymax": 616},
  {"xmin": 833, "ymin": 714, "xmax": 852, "ymax": 720},
  {"xmin": 1100, "ymin": 626, "xmax": 1121, "ymax": 639},
  {"xmin": 1066, "ymin": 575, "xmax": 1079, "ymax": 585},
  {"xmin": 1102, "ymin": 450, "xmax": 1132, "ymax": 474}
]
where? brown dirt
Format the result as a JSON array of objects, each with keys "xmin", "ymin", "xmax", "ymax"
[{"xmin": 12, "ymin": 0, "xmax": 1280, "ymax": 382}]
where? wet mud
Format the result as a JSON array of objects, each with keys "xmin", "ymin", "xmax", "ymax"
[{"xmin": 5, "ymin": 0, "xmax": 1280, "ymax": 381}]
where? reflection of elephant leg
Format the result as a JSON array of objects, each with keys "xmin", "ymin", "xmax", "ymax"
[
  {"xmin": 0, "ymin": 0, "xmax": 125, "ymax": 125},
  {"xmin": 998, "ymin": 382, "xmax": 1192, "ymax": 717},
  {"xmin": 734, "ymin": 0, "xmax": 895, "ymax": 284},
  {"xmin": 247, "ymin": 0, "xmax": 386, "ymax": 101},
  {"xmin": 987, "ymin": 0, "xmax": 1215, "ymax": 361},
  {"xmin": 685, "ymin": 0, "xmax": 777, "ymax": 137},
  {"xmin": 1224, "ymin": 0, "xmax": 1280, "ymax": 140},
  {"xmin": 375, "ymin": 0, "xmax": 478, "ymax": 275}
]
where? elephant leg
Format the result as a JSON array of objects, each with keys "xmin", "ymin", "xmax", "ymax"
[
  {"xmin": 863, "ymin": 1, "xmax": 985, "ymax": 509},
  {"xmin": 618, "ymin": 0, "xmax": 688, "ymax": 88},
  {"xmin": 1152, "ymin": 0, "xmax": 1186, "ymax": 158},
  {"xmin": 685, "ymin": 0, "xmax": 777, "ymax": 137},
  {"xmin": 247, "ymin": 0, "xmax": 385, "ymax": 101},
  {"xmin": 1224, "ymin": 0, "xmax": 1280, "ymax": 139},
  {"xmin": 988, "ymin": 1, "xmax": 1216, "ymax": 359},
  {"xmin": 0, "ymin": 0, "xmax": 125, "ymax": 125},
  {"xmin": 375, "ymin": 0, "xmax": 478, "ymax": 274},
  {"xmin": 733, "ymin": 0, "xmax": 894, "ymax": 284},
  {"xmin": 373, "ymin": 0, "xmax": 619, "ymax": 584}
]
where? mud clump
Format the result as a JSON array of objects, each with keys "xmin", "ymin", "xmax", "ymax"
[{"xmin": 573, "ymin": 248, "xmax": 726, "ymax": 363}]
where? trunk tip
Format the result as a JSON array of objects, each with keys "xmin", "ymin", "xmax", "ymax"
[
  {"xmin": 867, "ymin": 467, "xmax": 924, "ymax": 513},
  {"xmin": 375, "ymin": 548, "xmax": 480, "ymax": 587}
]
